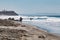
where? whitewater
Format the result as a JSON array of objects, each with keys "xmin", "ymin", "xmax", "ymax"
[{"xmin": 0, "ymin": 15, "xmax": 60, "ymax": 34}]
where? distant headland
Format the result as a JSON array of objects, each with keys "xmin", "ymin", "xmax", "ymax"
[{"xmin": 0, "ymin": 10, "xmax": 18, "ymax": 16}]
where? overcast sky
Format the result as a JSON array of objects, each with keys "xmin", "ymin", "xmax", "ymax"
[{"xmin": 0, "ymin": 0, "xmax": 60, "ymax": 14}]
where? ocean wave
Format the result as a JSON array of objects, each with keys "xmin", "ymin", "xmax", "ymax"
[
  {"xmin": 0, "ymin": 15, "xmax": 60, "ymax": 34},
  {"xmin": 0, "ymin": 15, "xmax": 60, "ymax": 22}
]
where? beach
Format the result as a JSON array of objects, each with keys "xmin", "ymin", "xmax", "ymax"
[{"xmin": 0, "ymin": 19, "xmax": 59, "ymax": 40}]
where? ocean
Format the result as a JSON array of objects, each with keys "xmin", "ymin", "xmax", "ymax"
[
  {"xmin": 21, "ymin": 15, "xmax": 60, "ymax": 35},
  {"xmin": 0, "ymin": 15, "xmax": 60, "ymax": 35}
]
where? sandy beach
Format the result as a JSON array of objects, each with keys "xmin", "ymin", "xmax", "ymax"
[{"xmin": 0, "ymin": 19, "xmax": 60, "ymax": 40}]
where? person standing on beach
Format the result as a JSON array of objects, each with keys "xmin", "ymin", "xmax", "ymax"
[{"xmin": 20, "ymin": 17, "xmax": 23, "ymax": 22}]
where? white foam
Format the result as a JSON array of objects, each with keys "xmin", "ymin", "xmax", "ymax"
[{"xmin": 0, "ymin": 15, "xmax": 60, "ymax": 34}]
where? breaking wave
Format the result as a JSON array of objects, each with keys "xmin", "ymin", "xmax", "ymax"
[{"xmin": 0, "ymin": 15, "xmax": 60, "ymax": 34}]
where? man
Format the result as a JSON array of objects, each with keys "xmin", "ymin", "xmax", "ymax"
[{"xmin": 20, "ymin": 17, "xmax": 23, "ymax": 22}]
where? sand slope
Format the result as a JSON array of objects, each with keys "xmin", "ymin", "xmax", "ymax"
[{"xmin": 0, "ymin": 20, "xmax": 60, "ymax": 40}]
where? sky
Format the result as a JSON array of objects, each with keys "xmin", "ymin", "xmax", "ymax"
[{"xmin": 0, "ymin": 0, "xmax": 60, "ymax": 15}]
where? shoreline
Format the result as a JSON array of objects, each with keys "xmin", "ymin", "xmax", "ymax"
[
  {"xmin": 22, "ymin": 21, "xmax": 60, "ymax": 36},
  {"xmin": 17, "ymin": 21, "xmax": 60, "ymax": 36},
  {"xmin": 17, "ymin": 21, "xmax": 60, "ymax": 37}
]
